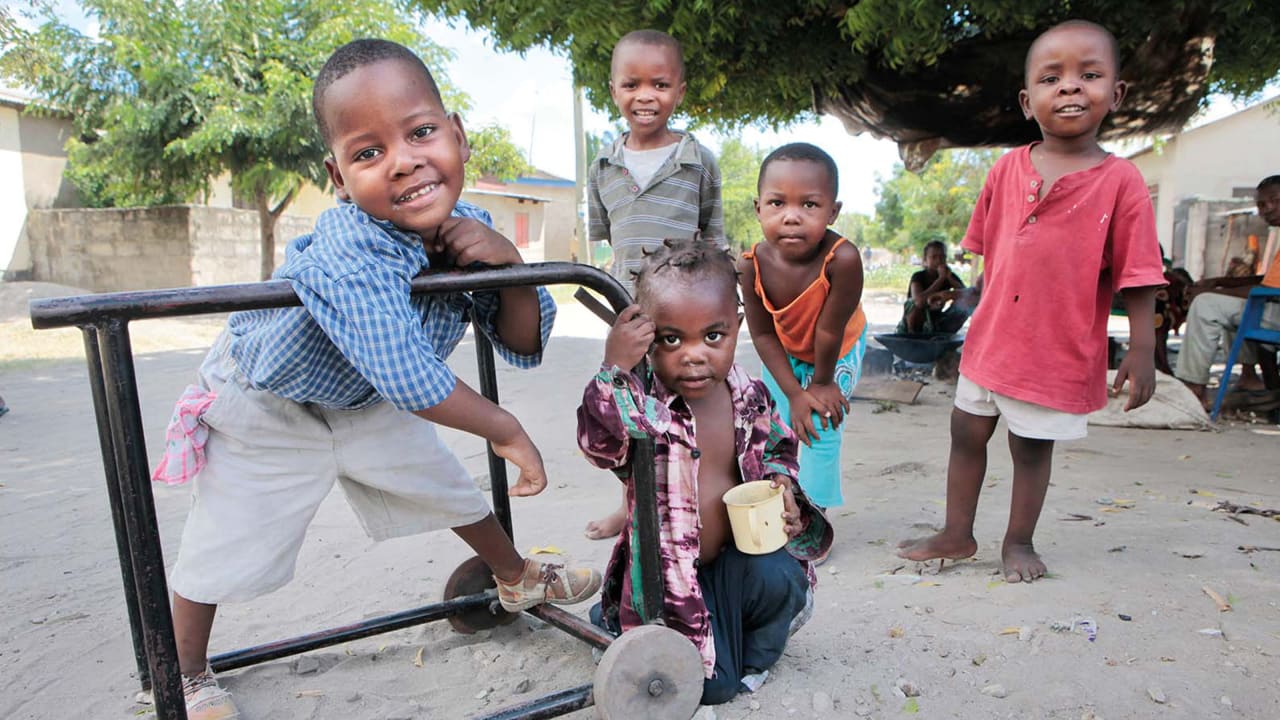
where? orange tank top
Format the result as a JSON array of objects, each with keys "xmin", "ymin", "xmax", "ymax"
[
  {"xmin": 744, "ymin": 235, "xmax": 867, "ymax": 365},
  {"xmin": 1264, "ymin": 246, "xmax": 1280, "ymax": 288}
]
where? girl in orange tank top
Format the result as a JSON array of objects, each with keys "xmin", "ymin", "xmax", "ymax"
[{"xmin": 738, "ymin": 144, "xmax": 867, "ymax": 525}]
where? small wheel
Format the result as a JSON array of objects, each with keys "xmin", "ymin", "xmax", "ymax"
[
  {"xmin": 593, "ymin": 624, "xmax": 703, "ymax": 720},
  {"xmin": 442, "ymin": 555, "xmax": 518, "ymax": 634}
]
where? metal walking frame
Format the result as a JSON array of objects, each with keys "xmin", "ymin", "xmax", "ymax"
[{"xmin": 29, "ymin": 262, "xmax": 673, "ymax": 720}]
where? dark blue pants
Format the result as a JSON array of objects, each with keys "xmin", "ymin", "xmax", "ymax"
[
  {"xmin": 590, "ymin": 546, "xmax": 807, "ymax": 705},
  {"xmin": 699, "ymin": 546, "xmax": 808, "ymax": 704}
]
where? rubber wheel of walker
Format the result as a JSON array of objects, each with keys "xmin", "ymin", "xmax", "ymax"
[
  {"xmin": 592, "ymin": 624, "xmax": 703, "ymax": 720},
  {"xmin": 442, "ymin": 555, "xmax": 518, "ymax": 634}
]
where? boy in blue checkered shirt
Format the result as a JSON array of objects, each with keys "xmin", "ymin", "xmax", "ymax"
[{"xmin": 156, "ymin": 39, "xmax": 601, "ymax": 720}]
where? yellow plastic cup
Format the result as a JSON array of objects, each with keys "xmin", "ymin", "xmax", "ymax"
[{"xmin": 722, "ymin": 480, "xmax": 788, "ymax": 555}]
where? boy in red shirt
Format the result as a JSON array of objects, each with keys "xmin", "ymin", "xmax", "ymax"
[{"xmin": 897, "ymin": 20, "xmax": 1166, "ymax": 582}]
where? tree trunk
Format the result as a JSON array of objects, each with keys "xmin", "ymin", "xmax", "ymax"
[{"xmin": 256, "ymin": 184, "xmax": 299, "ymax": 281}]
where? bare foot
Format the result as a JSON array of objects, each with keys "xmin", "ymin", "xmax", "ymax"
[
  {"xmin": 1178, "ymin": 378, "xmax": 1205, "ymax": 398},
  {"xmin": 896, "ymin": 532, "xmax": 978, "ymax": 562},
  {"xmin": 1001, "ymin": 541, "xmax": 1046, "ymax": 583},
  {"xmin": 1237, "ymin": 375, "xmax": 1266, "ymax": 391},
  {"xmin": 584, "ymin": 507, "xmax": 627, "ymax": 540},
  {"xmin": 1177, "ymin": 379, "xmax": 1212, "ymax": 411}
]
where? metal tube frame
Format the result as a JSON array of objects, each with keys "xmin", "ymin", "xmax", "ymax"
[
  {"xmin": 29, "ymin": 263, "xmax": 662, "ymax": 720},
  {"xmin": 82, "ymin": 329, "xmax": 151, "ymax": 690}
]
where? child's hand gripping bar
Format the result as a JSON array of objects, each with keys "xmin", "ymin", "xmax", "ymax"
[{"xmin": 574, "ymin": 286, "xmax": 665, "ymax": 622}]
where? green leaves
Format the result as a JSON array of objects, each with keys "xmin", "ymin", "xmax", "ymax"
[
  {"xmin": 868, "ymin": 149, "xmax": 1001, "ymax": 254},
  {"xmin": 465, "ymin": 123, "xmax": 533, "ymax": 184},
  {"xmin": 717, "ymin": 137, "xmax": 766, "ymax": 252},
  {"xmin": 2, "ymin": 1, "xmax": 538, "ymax": 277},
  {"xmin": 414, "ymin": 0, "xmax": 1280, "ymax": 138},
  {"xmin": 3, "ymin": 0, "xmax": 537, "ymax": 212}
]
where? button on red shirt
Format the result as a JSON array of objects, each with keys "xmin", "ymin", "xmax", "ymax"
[{"xmin": 960, "ymin": 144, "xmax": 1166, "ymax": 413}]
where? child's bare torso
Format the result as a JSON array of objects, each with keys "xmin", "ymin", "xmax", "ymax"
[
  {"xmin": 686, "ymin": 382, "xmax": 740, "ymax": 565},
  {"xmin": 755, "ymin": 232, "xmax": 840, "ymax": 308}
]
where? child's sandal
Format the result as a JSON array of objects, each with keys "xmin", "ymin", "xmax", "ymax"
[
  {"xmin": 495, "ymin": 559, "xmax": 602, "ymax": 612},
  {"xmin": 183, "ymin": 664, "xmax": 241, "ymax": 720}
]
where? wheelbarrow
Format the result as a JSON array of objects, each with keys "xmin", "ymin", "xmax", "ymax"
[
  {"xmin": 873, "ymin": 332, "xmax": 964, "ymax": 365},
  {"xmin": 29, "ymin": 262, "xmax": 704, "ymax": 720}
]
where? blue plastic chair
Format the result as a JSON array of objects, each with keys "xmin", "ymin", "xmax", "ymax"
[{"xmin": 1211, "ymin": 286, "xmax": 1280, "ymax": 420}]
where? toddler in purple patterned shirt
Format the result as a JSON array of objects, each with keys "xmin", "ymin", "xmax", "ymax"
[{"xmin": 578, "ymin": 236, "xmax": 833, "ymax": 704}]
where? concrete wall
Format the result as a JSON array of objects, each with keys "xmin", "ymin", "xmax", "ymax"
[
  {"xmin": 27, "ymin": 206, "xmax": 313, "ymax": 292},
  {"xmin": 1129, "ymin": 100, "xmax": 1280, "ymax": 262},
  {"xmin": 185, "ymin": 207, "xmax": 311, "ymax": 286}
]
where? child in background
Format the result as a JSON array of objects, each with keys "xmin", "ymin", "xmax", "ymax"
[
  {"xmin": 577, "ymin": 237, "xmax": 831, "ymax": 704},
  {"xmin": 898, "ymin": 239, "xmax": 974, "ymax": 334},
  {"xmin": 584, "ymin": 28, "xmax": 724, "ymax": 540},
  {"xmin": 897, "ymin": 20, "xmax": 1165, "ymax": 582},
  {"xmin": 739, "ymin": 143, "xmax": 868, "ymax": 540},
  {"xmin": 156, "ymin": 39, "xmax": 600, "ymax": 720}
]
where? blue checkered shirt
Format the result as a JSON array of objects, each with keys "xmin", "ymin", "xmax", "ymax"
[{"xmin": 226, "ymin": 200, "xmax": 556, "ymax": 411}]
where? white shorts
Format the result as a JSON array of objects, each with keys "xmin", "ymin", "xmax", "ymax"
[
  {"xmin": 169, "ymin": 340, "xmax": 492, "ymax": 604},
  {"xmin": 953, "ymin": 374, "xmax": 1088, "ymax": 441}
]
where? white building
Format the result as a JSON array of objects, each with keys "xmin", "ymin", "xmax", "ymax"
[
  {"xmin": 1, "ymin": 88, "xmax": 79, "ymax": 280},
  {"xmin": 1126, "ymin": 97, "xmax": 1280, "ymax": 278}
]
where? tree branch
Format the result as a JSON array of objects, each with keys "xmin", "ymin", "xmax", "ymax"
[{"xmin": 269, "ymin": 183, "xmax": 299, "ymax": 218}]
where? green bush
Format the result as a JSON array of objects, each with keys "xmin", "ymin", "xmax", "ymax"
[{"xmin": 864, "ymin": 264, "xmax": 917, "ymax": 291}]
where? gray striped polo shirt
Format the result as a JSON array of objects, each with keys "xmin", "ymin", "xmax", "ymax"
[{"xmin": 587, "ymin": 130, "xmax": 725, "ymax": 294}]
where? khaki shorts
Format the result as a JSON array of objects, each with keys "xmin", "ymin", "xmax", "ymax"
[
  {"xmin": 954, "ymin": 374, "xmax": 1088, "ymax": 441},
  {"xmin": 168, "ymin": 340, "xmax": 491, "ymax": 604}
]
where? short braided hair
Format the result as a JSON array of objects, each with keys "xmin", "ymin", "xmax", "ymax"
[{"xmin": 632, "ymin": 233, "xmax": 738, "ymax": 306}]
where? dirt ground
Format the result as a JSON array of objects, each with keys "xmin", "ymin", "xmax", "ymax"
[{"xmin": 2, "ymin": 286, "xmax": 1279, "ymax": 720}]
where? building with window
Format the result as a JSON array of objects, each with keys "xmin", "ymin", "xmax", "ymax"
[{"xmin": 1126, "ymin": 97, "xmax": 1280, "ymax": 278}]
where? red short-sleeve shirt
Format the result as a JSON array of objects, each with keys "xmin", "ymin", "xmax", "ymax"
[{"xmin": 960, "ymin": 145, "xmax": 1166, "ymax": 413}]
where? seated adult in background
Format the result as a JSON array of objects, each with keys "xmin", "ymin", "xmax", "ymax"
[
  {"xmin": 1174, "ymin": 175, "xmax": 1280, "ymax": 404},
  {"xmin": 898, "ymin": 240, "xmax": 975, "ymax": 334}
]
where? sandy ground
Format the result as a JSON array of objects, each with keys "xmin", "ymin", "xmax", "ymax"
[{"xmin": 2, "ymin": 285, "xmax": 1280, "ymax": 720}]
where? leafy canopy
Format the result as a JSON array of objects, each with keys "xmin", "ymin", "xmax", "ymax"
[
  {"xmin": 1, "ymin": 0, "xmax": 533, "ymax": 207},
  {"xmin": 866, "ymin": 149, "xmax": 1002, "ymax": 254},
  {"xmin": 466, "ymin": 123, "xmax": 533, "ymax": 183},
  {"xmin": 419, "ymin": 0, "xmax": 1280, "ymax": 147},
  {"xmin": 717, "ymin": 137, "xmax": 766, "ymax": 252}
]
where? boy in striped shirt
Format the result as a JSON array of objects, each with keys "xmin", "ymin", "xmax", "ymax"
[{"xmin": 585, "ymin": 28, "xmax": 725, "ymax": 540}]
